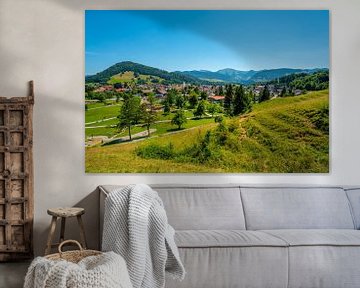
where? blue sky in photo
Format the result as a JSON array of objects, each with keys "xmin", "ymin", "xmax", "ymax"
[{"xmin": 85, "ymin": 10, "xmax": 329, "ymax": 75}]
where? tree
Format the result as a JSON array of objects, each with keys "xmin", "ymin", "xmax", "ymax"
[
  {"xmin": 259, "ymin": 85, "xmax": 271, "ymax": 102},
  {"xmin": 243, "ymin": 91, "xmax": 253, "ymax": 113},
  {"xmin": 217, "ymin": 86, "xmax": 224, "ymax": 96},
  {"xmin": 249, "ymin": 90, "xmax": 256, "ymax": 104},
  {"xmin": 175, "ymin": 94, "xmax": 186, "ymax": 109},
  {"xmin": 141, "ymin": 94, "xmax": 158, "ymax": 137},
  {"xmin": 200, "ymin": 91, "xmax": 208, "ymax": 100},
  {"xmin": 115, "ymin": 93, "xmax": 121, "ymax": 103},
  {"xmin": 163, "ymin": 100, "xmax": 170, "ymax": 114},
  {"xmin": 232, "ymin": 85, "xmax": 253, "ymax": 115},
  {"xmin": 193, "ymin": 86, "xmax": 200, "ymax": 94},
  {"xmin": 97, "ymin": 93, "xmax": 106, "ymax": 105},
  {"xmin": 280, "ymin": 87, "xmax": 287, "ymax": 97},
  {"xmin": 208, "ymin": 103, "xmax": 220, "ymax": 117},
  {"xmin": 188, "ymin": 91, "xmax": 199, "ymax": 109},
  {"xmin": 224, "ymin": 84, "xmax": 234, "ymax": 115},
  {"xmin": 166, "ymin": 89, "xmax": 177, "ymax": 106},
  {"xmin": 232, "ymin": 85, "xmax": 245, "ymax": 115},
  {"xmin": 194, "ymin": 100, "xmax": 206, "ymax": 118},
  {"xmin": 117, "ymin": 94, "xmax": 141, "ymax": 141},
  {"xmin": 171, "ymin": 109, "xmax": 187, "ymax": 130}
]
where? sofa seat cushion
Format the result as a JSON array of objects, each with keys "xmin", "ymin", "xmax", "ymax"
[
  {"xmin": 175, "ymin": 230, "xmax": 288, "ymax": 248},
  {"xmin": 262, "ymin": 229, "xmax": 360, "ymax": 246}
]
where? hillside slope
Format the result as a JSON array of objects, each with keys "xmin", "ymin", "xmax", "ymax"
[{"xmin": 85, "ymin": 90, "xmax": 329, "ymax": 173}]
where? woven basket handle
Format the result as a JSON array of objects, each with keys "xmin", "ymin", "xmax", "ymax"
[{"xmin": 58, "ymin": 240, "xmax": 83, "ymax": 255}]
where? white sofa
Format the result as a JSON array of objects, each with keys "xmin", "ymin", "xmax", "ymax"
[{"xmin": 99, "ymin": 185, "xmax": 360, "ymax": 288}]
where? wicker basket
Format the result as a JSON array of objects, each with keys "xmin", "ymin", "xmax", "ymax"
[{"xmin": 45, "ymin": 240, "xmax": 102, "ymax": 263}]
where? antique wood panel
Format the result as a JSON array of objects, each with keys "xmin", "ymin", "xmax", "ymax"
[{"xmin": 0, "ymin": 81, "xmax": 34, "ymax": 261}]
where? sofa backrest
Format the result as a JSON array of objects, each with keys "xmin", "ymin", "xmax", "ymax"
[
  {"xmin": 153, "ymin": 185, "xmax": 246, "ymax": 230},
  {"xmin": 345, "ymin": 188, "xmax": 360, "ymax": 229},
  {"xmin": 240, "ymin": 187, "xmax": 355, "ymax": 230},
  {"xmin": 99, "ymin": 184, "xmax": 246, "ymax": 230},
  {"xmin": 100, "ymin": 185, "xmax": 357, "ymax": 231}
]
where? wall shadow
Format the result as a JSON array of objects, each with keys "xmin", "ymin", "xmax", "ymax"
[{"xmin": 36, "ymin": 188, "xmax": 99, "ymax": 256}]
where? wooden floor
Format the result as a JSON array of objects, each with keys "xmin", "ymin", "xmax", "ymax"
[{"xmin": 0, "ymin": 261, "xmax": 30, "ymax": 288}]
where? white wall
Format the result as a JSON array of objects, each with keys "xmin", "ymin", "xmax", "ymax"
[{"xmin": 0, "ymin": 0, "xmax": 359, "ymax": 256}]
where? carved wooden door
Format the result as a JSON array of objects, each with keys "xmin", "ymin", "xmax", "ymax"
[{"xmin": 0, "ymin": 82, "xmax": 34, "ymax": 261}]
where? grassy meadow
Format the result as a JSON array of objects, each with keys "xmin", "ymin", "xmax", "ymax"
[{"xmin": 85, "ymin": 90, "xmax": 329, "ymax": 173}]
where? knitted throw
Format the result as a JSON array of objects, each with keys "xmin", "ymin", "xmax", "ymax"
[
  {"xmin": 23, "ymin": 251, "xmax": 133, "ymax": 288},
  {"xmin": 102, "ymin": 184, "xmax": 185, "ymax": 288}
]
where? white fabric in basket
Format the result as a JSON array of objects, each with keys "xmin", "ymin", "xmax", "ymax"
[{"xmin": 24, "ymin": 251, "xmax": 132, "ymax": 288}]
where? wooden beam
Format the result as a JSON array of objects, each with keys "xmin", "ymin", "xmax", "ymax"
[{"xmin": 28, "ymin": 80, "xmax": 34, "ymax": 104}]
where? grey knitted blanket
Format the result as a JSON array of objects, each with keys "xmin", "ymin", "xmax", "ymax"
[{"xmin": 102, "ymin": 184, "xmax": 185, "ymax": 288}]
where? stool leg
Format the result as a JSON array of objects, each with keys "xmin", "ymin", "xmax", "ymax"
[
  {"xmin": 77, "ymin": 215, "xmax": 87, "ymax": 249},
  {"xmin": 60, "ymin": 217, "xmax": 66, "ymax": 243},
  {"xmin": 45, "ymin": 216, "xmax": 57, "ymax": 255}
]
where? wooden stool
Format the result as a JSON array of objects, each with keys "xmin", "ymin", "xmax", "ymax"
[{"xmin": 45, "ymin": 207, "xmax": 87, "ymax": 255}]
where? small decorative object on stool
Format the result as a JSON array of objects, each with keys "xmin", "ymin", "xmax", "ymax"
[
  {"xmin": 24, "ymin": 240, "xmax": 133, "ymax": 288},
  {"xmin": 45, "ymin": 207, "xmax": 87, "ymax": 255}
]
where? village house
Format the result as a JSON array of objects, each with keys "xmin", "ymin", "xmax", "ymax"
[
  {"xmin": 208, "ymin": 95, "xmax": 225, "ymax": 103},
  {"xmin": 94, "ymin": 85, "xmax": 113, "ymax": 93}
]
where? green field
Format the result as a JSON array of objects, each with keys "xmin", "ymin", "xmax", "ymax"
[
  {"xmin": 85, "ymin": 90, "xmax": 329, "ymax": 173},
  {"xmin": 85, "ymin": 103, "xmax": 212, "ymax": 137},
  {"xmin": 107, "ymin": 71, "xmax": 163, "ymax": 84},
  {"xmin": 85, "ymin": 104, "xmax": 121, "ymax": 124}
]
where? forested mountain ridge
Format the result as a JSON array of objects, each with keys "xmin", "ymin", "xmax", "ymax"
[
  {"xmin": 86, "ymin": 61, "xmax": 328, "ymax": 85},
  {"xmin": 180, "ymin": 68, "xmax": 327, "ymax": 84},
  {"xmin": 86, "ymin": 61, "xmax": 205, "ymax": 84}
]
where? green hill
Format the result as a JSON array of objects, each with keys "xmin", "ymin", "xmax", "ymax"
[
  {"xmin": 268, "ymin": 70, "xmax": 329, "ymax": 90},
  {"xmin": 107, "ymin": 71, "xmax": 164, "ymax": 85},
  {"xmin": 86, "ymin": 61, "xmax": 204, "ymax": 84},
  {"xmin": 85, "ymin": 90, "xmax": 329, "ymax": 173}
]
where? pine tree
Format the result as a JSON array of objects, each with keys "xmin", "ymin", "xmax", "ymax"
[
  {"xmin": 224, "ymin": 84, "xmax": 234, "ymax": 115},
  {"xmin": 217, "ymin": 86, "xmax": 224, "ymax": 96},
  {"xmin": 280, "ymin": 87, "xmax": 286, "ymax": 97},
  {"xmin": 232, "ymin": 85, "xmax": 245, "ymax": 115},
  {"xmin": 232, "ymin": 86, "xmax": 253, "ymax": 115},
  {"xmin": 259, "ymin": 85, "xmax": 271, "ymax": 102},
  {"xmin": 200, "ymin": 91, "xmax": 208, "ymax": 100}
]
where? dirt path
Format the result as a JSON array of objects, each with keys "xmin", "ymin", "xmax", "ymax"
[
  {"xmin": 87, "ymin": 104, "xmax": 121, "ymax": 111},
  {"xmin": 86, "ymin": 116, "xmax": 213, "ymax": 128},
  {"xmin": 87, "ymin": 129, "xmax": 157, "ymax": 146},
  {"xmin": 85, "ymin": 117, "xmax": 117, "ymax": 126}
]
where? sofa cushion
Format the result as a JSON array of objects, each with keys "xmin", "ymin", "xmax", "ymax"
[
  {"xmin": 154, "ymin": 186, "xmax": 246, "ymax": 230},
  {"xmin": 261, "ymin": 230, "xmax": 360, "ymax": 288},
  {"xmin": 165, "ymin": 247, "xmax": 288, "ymax": 288},
  {"xmin": 175, "ymin": 230, "xmax": 288, "ymax": 248},
  {"xmin": 241, "ymin": 187, "xmax": 355, "ymax": 230},
  {"xmin": 262, "ymin": 229, "xmax": 360, "ymax": 246},
  {"xmin": 287, "ymin": 246, "xmax": 360, "ymax": 288}
]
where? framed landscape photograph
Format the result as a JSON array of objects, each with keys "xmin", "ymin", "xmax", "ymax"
[{"xmin": 85, "ymin": 10, "xmax": 329, "ymax": 173}]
